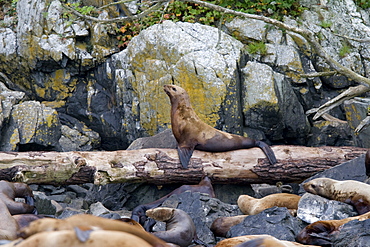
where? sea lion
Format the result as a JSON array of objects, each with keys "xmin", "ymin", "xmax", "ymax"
[
  {"xmin": 234, "ymin": 235, "xmax": 319, "ymax": 247},
  {"xmin": 210, "ymin": 215, "xmax": 248, "ymax": 237},
  {"xmin": 215, "ymin": 235, "xmax": 318, "ymax": 247},
  {"xmin": 296, "ymin": 210, "xmax": 370, "ymax": 246},
  {"xmin": 4, "ymin": 229, "xmax": 153, "ymax": 247},
  {"xmin": 303, "ymin": 178, "xmax": 370, "ymax": 214},
  {"xmin": 0, "ymin": 199, "xmax": 19, "ymax": 240},
  {"xmin": 17, "ymin": 214, "xmax": 169, "ymax": 247},
  {"xmin": 0, "ymin": 181, "xmax": 35, "ymax": 215},
  {"xmin": 237, "ymin": 193, "xmax": 301, "ymax": 216},
  {"xmin": 163, "ymin": 84, "xmax": 277, "ymax": 168},
  {"xmin": 131, "ymin": 176, "xmax": 215, "ymax": 230},
  {"xmin": 146, "ymin": 207, "xmax": 200, "ymax": 247}
]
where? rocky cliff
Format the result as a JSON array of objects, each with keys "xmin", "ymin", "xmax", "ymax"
[{"xmin": 0, "ymin": 0, "xmax": 369, "ymax": 151}]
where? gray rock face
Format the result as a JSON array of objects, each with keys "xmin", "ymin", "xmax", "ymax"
[
  {"xmin": 297, "ymin": 193, "xmax": 357, "ymax": 224},
  {"xmin": 126, "ymin": 129, "xmax": 177, "ymax": 150},
  {"xmin": 0, "ymin": 101, "xmax": 61, "ymax": 151},
  {"xmin": 228, "ymin": 207, "xmax": 304, "ymax": 241}
]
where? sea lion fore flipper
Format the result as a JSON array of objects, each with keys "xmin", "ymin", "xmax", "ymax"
[
  {"xmin": 178, "ymin": 146, "xmax": 194, "ymax": 168},
  {"xmin": 255, "ymin": 141, "xmax": 277, "ymax": 165}
]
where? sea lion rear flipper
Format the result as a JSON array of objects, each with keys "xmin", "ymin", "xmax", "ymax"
[
  {"xmin": 256, "ymin": 141, "xmax": 277, "ymax": 165},
  {"xmin": 178, "ymin": 146, "xmax": 194, "ymax": 169}
]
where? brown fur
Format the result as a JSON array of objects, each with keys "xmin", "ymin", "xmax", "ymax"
[
  {"xmin": 210, "ymin": 215, "xmax": 248, "ymax": 237},
  {"xmin": 146, "ymin": 207, "xmax": 196, "ymax": 247},
  {"xmin": 163, "ymin": 84, "xmax": 276, "ymax": 168},
  {"xmin": 303, "ymin": 178, "xmax": 370, "ymax": 214},
  {"xmin": 215, "ymin": 235, "xmax": 317, "ymax": 247},
  {"xmin": 237, "ymin": 193, "xmax": 301, "ymax": 216},
  {"xmin": 18, "ymin": 214, "xmax": 169, "ymax": 246},
  {"xmin": 0, "ymin": 181, "xmax": 35, "ymax": 215},
  {"xmin": 296, "ymin": 210, "xmax": 370, "ymax": 245},
  {"xmin": 3, "ymin": 230, "xmax": 153, "ymax": 247}
]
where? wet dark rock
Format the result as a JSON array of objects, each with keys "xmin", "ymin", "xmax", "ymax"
[
  {"xmin": 58, "ymin": 207, "xmax": 84, "ymax": 219},
  {"xmin": 297, "ymin": 193, "xmax": 357, "ymax": 224},
  {"xmin": 34, "ymin": 191, "xmax": 57, "ymax": 215},
  {"xmin": 228, "ymin": 207, "xmax": 304, "ymax": 241},
  {"xmin": 331, "ymin": 219, "xmax": 370, "ymax": 246},
  {"xmin": 159, "ymin": 191, "xmax": 240, "ymax": 245}
]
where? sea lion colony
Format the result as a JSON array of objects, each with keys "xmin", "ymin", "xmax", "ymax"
[{"xmin": 1, "ymin": 86, "xmax": 369, "ymax": 246}]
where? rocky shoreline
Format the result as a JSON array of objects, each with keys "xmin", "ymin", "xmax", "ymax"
[{"xmin": 24, "ymin": 153, "xmax": 368, "ymax": 246}]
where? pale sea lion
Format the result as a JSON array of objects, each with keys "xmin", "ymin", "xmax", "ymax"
[
  {"xmin": 163, "ymin": 84, "xmax": 277, "ymax": 168},
  {"xmin": 215, "ymin": 235, "xmax": 318, "ymax": 247},
  {"xmin": 0, "ymin": 181, "xmax": 35, "ymax": 215},
  {"xmin": 131, "ymin": 176, "xmax": 215, "ymax": 230},
  {"xmin": 0, "ymin": 199, "xmax": 19, "ymax": 240},
  {"xmin": 4, "ymin": 229, "xmax": 153, "ymax": 247},
  {"xmin": 296, "ymin": 210, "xmax": 370, "ymax": 246},
  {"xmin": 146, "ymin": 207, "xmax": 199, "ymax": 247},
  {"xmin": 303, "ymin": 178, "xmax": 370, "ymax": 214},
  {"xmin": 237, "ymin": 193, "xmax": 301, "ymax": 216},
  {"xmin": 210, "ymin": 215, "xmax": 248, "ymax": 237},
  {"xmin": 18, "ymin": 214, "xmax": 169, "ymax": 247}
]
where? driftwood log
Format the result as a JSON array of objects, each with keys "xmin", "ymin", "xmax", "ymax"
[{"xmin": 0, "ymin": 146, "xmax": 366, "ymax": 185}]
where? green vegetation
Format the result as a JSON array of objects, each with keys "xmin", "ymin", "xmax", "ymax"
[
  {"xmin": 246, "ymin": 41, "xmax": 267, "ymax": 55},
  {"xmin": 339, "ymin": 43, "xmax": 351, "ymax": 58},
  {"xmin": 319, "ymin": 20, "xmax": 332, "ymax": 28},
  {"xmin": 113, "ymin": 0, "xmax": 306, "ymax": 49},
  {"xmin": 354, "ymin": 0, "xmax": 370, "ymax": 9}
]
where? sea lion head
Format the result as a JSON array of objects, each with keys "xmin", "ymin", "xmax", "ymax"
[
  {"xmin": 237, "ymin": 195, "xmax": 255, "ymax": 215},
  {"xmin": 146, "ymin": 207, "xmax": 174, "ymax": 222},
  {"xmin": 303, "ymin": 178, "xmax": 334, "ymax": 197},
  {"xmin": 163, "ymin": 85, "xmax": 190, "ymax": 105}
]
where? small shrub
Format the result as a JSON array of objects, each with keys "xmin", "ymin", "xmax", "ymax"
[
  {"xmin": 339, "ymin": 44, "xmax": 351, "ymax": 58},
  {"xmin": 319, "ymin": 20, "xmax": 332, "ymax": 28},
  {"xmin": 246, "ymin": 41, "xmax": 267, "ymax": 55}
]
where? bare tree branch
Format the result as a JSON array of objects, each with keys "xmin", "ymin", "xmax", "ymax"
[
  {"xmin": 306, "ymin": 85, "xmax": 370, "ymax": 120},
  {"xmin": 300, "ymin": 71, "xmax": 338, "ymax": 78},
  {"xmin": 333, "ymin": 33, "xmax": 370, "ymax": 43}
]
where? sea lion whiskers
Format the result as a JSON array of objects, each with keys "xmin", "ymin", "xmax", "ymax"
[{"xmin": 163, "ymin": 84, "xmax": 277, "ymax": 168}]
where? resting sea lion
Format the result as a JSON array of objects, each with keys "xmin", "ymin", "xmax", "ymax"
[
  {"xmin": 17, "ymin": 214, "xmax": 169, "ymax": 247},
  {"xmin": 210, "ymin": 215, "xmax": 248, "ymax": 237},
  {"xmin": 0, "ymin": 199, "xmax": 19, "ymax": 240},
  {"xmin": 237, "ymin": 193, "xmax": 301, "ymax": 216},
  {"xmin": 4, "ymin": 229, "xmax": 153, "ymax": 247},
  {"xmin": 0, "ymin": 181, "xmax": 35, "ymax": 215},
  {"xmin": 296, "ymin": 210, "xmax": 370, "ymax": 246},
  {"xmin": 303, "ymin": 178, "xmax": 370, "ymax": 214},
  {"xmin": 131, "ymin": 176, "xmax": 215, "ymax": 230},
  {"xmin": 146, "ymin": 207, "xmax": 202, "ymax": 247},
  {"xmin": 215, "ymin": 235, "xmax": 318, "ymax": 247},
  {"xmin": 163, "ymin": 84, "xmax": 277, "ymax": 168}
]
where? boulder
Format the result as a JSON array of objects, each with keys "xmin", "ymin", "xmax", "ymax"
[
  {"xmin": 228, "ymin": 207, "xmax": 304, "ymax": 241},
  {"xmin": 0, "ymin": 101, "xmax": 61, "ymax": 151},
  {"xmin": 297, "ymin": 193, "xmax": 357, "ymax": 224}
]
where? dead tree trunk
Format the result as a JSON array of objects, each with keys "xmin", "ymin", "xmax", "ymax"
[{"xmin": 0, "ymin": 146, "xmax": 366, "ymax": 185}]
